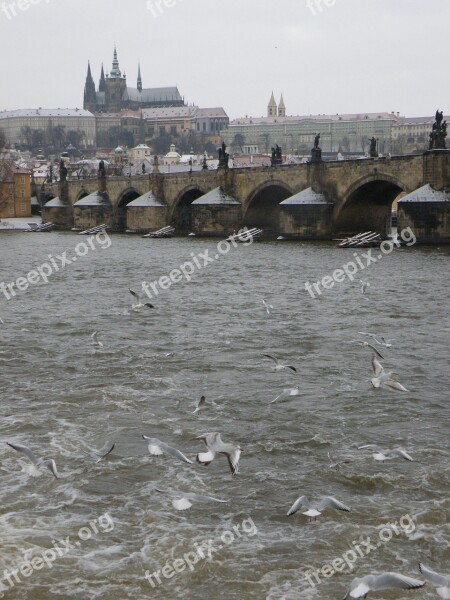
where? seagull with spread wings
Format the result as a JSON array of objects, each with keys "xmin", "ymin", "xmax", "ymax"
[
  {"xmin": 287, "ymin": 495, "xmax": 350, "ymax": 521},
  {"xmin": 196, "ymin": 432, "xmax": 241, "ymax": 475},
  {"xmin": 7, "ymin": 441, "xmax": 59, "ymax": 479},
  {"xmin": 342, "ymin": 572, "xmax": 425, "ymax": 599},
  {"xmin": 142, "ymin": 436, "xmax": 193, "ymax": 464}
]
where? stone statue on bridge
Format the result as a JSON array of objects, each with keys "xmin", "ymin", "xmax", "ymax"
[
  {"xmin": 98, "ymin": 159, "xmax": 106, "ymax": 178},
  {"xmin": 271, "ymin": 144, "xmax": 283, "ymax": 166},
  {"xmin": 311, "ymin": 133, "xmax": 322, "ymax": 162},
  {"xmin": 59, "ymin": 159, "xmax": 68, "ymax": 182},
  {"xmin": 369, "ymin": 136, "xmax": 378, "ymax": 158},
  {"xmin": 429, "ymin": 109, "xmax": 447, "ymax": 150},
  {"xmin": 218, "ymin": 141, "xmax": 230, "ymax": 168}
]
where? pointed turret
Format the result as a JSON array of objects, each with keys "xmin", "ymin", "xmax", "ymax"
[
  {"xmin": 110, "ymin": 44, "xmax": 122, "ymax": 79},
  {"xmin": 278, "ymin": 94, "xmax": 286, "ymax": 117},
  {"xmin": 268, "ymin": 91, "xmax": 277, "ymax": 117},
  {"xmin": 137, "ymin": 63, "xmax": 142, "ymax": 93},
  {"xmin": 99, "ymin": 63, "xmax": 106, "ymax": 92},
  {"xmin": 84, "ymin": 61, "xmax": 96, "ymax": 111}
]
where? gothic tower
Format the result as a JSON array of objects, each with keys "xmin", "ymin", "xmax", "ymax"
[
  {"xmin": 137, "ymin": 63, "xmax": 142, "ymax": 93},
  {"xmin": 278, "ymin": 94, "xmax": 286, "ymax": 117},
  {"xmin": 105, "ymin": 46, "xmax": 127, "ymax": 112},
  {"xmin": 83, "ymin": 61, "xmax": 97, "ymax": 112},
  {"xmin": 268, "ymin": 91, "xmax": 277, "ymax": 117},
  {"xmin": 99, "ymin": 63, "xmax": 106, "ymax": 93}
]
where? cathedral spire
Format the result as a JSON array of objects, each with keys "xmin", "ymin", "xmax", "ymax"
[
  {"xmin": 99, "ymin": 63, "xmax": 106, "ymax": 92},
  {"xmin": 137, "ymin": 63, "xmax": 142, "ymax": 93},
  {"xmin": 84, "ymin": 60, "xmax": 96, "ymax": 111},
  {"xmin": 110, "ymin": 44, "xmax": 122, "ymax": 78}
]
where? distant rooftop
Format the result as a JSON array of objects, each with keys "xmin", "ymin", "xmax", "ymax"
[
  {"xmin": 230, "ymin": 112, "xmax": 401, "ymax": 125},
  {"xmin": 0, "ymin": 108, "xmax": 94, "ymax": 119}
]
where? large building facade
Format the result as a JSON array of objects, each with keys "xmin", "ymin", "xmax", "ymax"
[
  {"xmin": 0, "ymin": 161, "xmax": 31, "ymax": 218},
  {"xmin": 84, "ymin": 47, "xmax": 185, "ymax": 113}
]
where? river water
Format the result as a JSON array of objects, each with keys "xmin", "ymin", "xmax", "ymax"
[{"xmin": 0, "ymin": 232, "xmax": 448, "ymax": 599}]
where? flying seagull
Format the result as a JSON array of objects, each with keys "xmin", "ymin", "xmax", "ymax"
[
  {"xmin": 347, "ymin": 340, "xmax": 384, "ymax": 359},
  {"xmin": 7, "ymin": 441, "xmax": 58, "ymax": 479},
  {"xmin": 155, "ymin": 488, "xmax": 228, "ymax": 511},
  {"xmin": 90, "ymin": 331, "xmax": 103, "ymax": 348},
  {"xmin": 193, "ymin": 396, "xmax": 207, "ymax": 415},
  {"xmin": 359, "ymin": 280, "xmax": 370, "ymax": 294},
  {"xmin": 342, "ymin": 572, "xmax": 425, "ymax": 599},
  {"xmin": 359, "ymin": 332, "xmax": 394, "ymax": 348},
  {"xmin": 371, "ymin": 356, "xmax": 409, "ymax": 392},
  {"xmin": 262, "ymin": 299, "xmax": 274, "ymax": 315},
  {"xmin": 85, "ymin": 442, "xmax": 115, "ymax": 464},
  {"xmin": 130, "ymin": 289, "xmax": 155, "ymax": 312},
  {"xmin": 419, "ymin": 563, "xmax": 450, "ymax": 599},
  {"xmin": 196, "ymin": 432, "xmax": 241, "ymax": 475},
  {"xmin": 270, "ymin": 386, "xmax": 299, "ymax": 404},
  {"xmin": 287, "ymin": 495, "xmax": 350, "ymax": 521},
  {"xmin": 142, "ymin": 436, "xmax": 192, "ymax": 464},
  {"xmin": 262, "ymin": 354, "xmax": 297, "ymax": 372},
  {"xmin": 359, "ymin": 444, "xmax": 413, "ymax": 462}
]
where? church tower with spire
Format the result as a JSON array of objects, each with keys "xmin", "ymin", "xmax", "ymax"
[
  {"xmin": 278, "ymin": 94, "xmax": 286, "ymax": 117},
  {"xmin": 268, "ymin": 92, "xmax": 277, "ymax": 117},
  {"xmin": 105, "ymin": 45, "xmax": 127, "ymax": 113},
  {"xmin": 137, "ymin": 63, "xmax": 142, "ymax": 93},
  {"xmin": 99, "ymin": 64, "xmax": 106, "ymax": 93},
  {"xmin": 84, "ymin": 61, "xmax": 97, "ymax": 112}
]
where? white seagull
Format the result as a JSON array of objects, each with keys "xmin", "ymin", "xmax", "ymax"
[
  {"xmin": 348, "ymin": 339, "xmax": 384, "ymax": 359},
  {"xmin": 371, "ymin": 356, "xmax": 409, "ymax": 392},
  {"xmin": 342, "ymin": 572, "xmax": 425, "ymax": 599},
  {"xmin": 270, "ymin": 386, "xmax": 299, "ymax": 404},
  {"xmin": 359, "ymin": 444, "xmax": 413, "ymax": 462},
  {"xmin": 155, "ymin": 488, "xmax": 228, "ymax": 511},
  {"xmin": 142, "ymin": 436, "xmax": 192, "ymax": 464},
  {"xmin": 262, "ymin": 299, "xmax": 274, "ymax": 315},
  {"xmin": 196, "ymin": 432, "xmax": 241, "ymax": 475},
  {"xmin": 360, "ymin": 280, "xmax": 370, "ymax": 294},
  {"xmin": 287, "ymin": 495, "xmax": 350, "ymax": 521},
  {"xmin": 262, "ymin": 354, "xmax": 297, "ymax": 373},
  {"xmin": 129, "ymin": 289, "xmax": 155, "ymax": 312},
  {"xmin": 193, "ymin": 395, "xmax": 207, "ymax": 415},
  {"xmin": 419, "ymin": 563, "xmax": 450, "ymax": 599},
  {"xmin": 7, "ymin": 441, "xmax": 59, "ymax": 479},
  {"xmin": 85, "ymin": 442, "xmax": 115, "ymax": 463},
  {"xmin": 90, "ymin": 331, "xmax": 103, "ymax": 348},
  {"xmin": 359, "ymin": 332, "xmax": 394, "ymax": 348}
]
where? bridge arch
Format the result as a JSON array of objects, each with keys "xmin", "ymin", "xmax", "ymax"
[
  {"xmin": 334, "ymin": 173, "xmax": 407, "ymax": 236},
  {"xmin": 170, "ymin": 186, "xmax": 206, "ymax": 233},
  {"xmin": 244, "ymin": 181, "xmax": 294, "ymax": 233},
  {"xmin": 76, "ymin": 190, "xmax": 90, "ymax": 202},
  {"xmin": 114, "ymin": 188, "xmax": 141, "ymax": 232}
]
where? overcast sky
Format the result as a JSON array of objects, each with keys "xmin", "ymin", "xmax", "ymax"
[{"xmin": 0, "ymin": 0, "xmax": 448, "ymax": 119}]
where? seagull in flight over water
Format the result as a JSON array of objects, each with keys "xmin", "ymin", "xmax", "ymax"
[
  {"xmin": 262, "ymin": 354, "xmax": 297, "ymax": 372},
  {"xmin": 7, "ymin": 441, "xmax": 59, "ymax": 478},
  {"xmin": 359, "ymin": 332, "xmax": 394, "ymax": 348},
  {"xmin": 262, "ymin": 299, "xmax": 274, "ymax": 315},
  {"xmin": 270, "ymin": 386, "xmax": 299, "ymax": 404},
  {"xmin": 287, "ymin": 495, "xmax": 350, "ymax": 521},
  {"xmin": 193, "ymin": 396, "xmax": 207, "ymax": 415},
  {"xmin": 90, "ymin": 331, "xmax": 103, "ymax": 348},
  {"xmin": 85, "ymin": 442, "xmax": 115, "ymax": 463},
  {"xmin": 342, "ymin": 572, "xmax": 425, "ymax": 598},
  {"xmin": 371, "ymin": 356, "xmax": 409, "ymax": 392},
  {"xmin": 196, "ymin": 432, "xmax": 241, "ymax": 475},
  {"xmin": 130, "ymin": 289, "xmax": 155, "ymax": 312},
  {"xmin": 419, "ymin": 563, "xmax": 450, "ymax": 598},
  {"xmin": 142, "ymin": 436, "xmax": 193, "ymax": 464},
  {"xmin": 347, "ymin": 339, "xmax": 384, "ymax": 359},
  {"xmin": 359, "ymin": 444, "xmax": 413, "ymax": 462},
  {"xmin": 155, "ymin": 488, "xmax": 228, "ymax": 511}
]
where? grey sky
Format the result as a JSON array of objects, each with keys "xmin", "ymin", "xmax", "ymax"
[{"xmin": 0, "ymin": 0, "xmax": 448, "ymax": 119}]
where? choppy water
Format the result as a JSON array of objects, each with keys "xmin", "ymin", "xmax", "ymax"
[{"xmin": 0, "ymin": 232, "xmax": 448, "ymax": 599}]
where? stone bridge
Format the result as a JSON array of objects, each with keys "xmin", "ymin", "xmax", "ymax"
[{"xmin": 39, "ymin": 151, "xmax": 450, "ymax": 241}]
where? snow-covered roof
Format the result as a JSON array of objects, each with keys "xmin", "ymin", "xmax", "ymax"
[
  {"xmin": 73, "ymin": 192, "xmax": 110, "ymax": 206},
  {"xmin": 0, "ymin": 108, "xmax": 94, "ymax": 119},
  {"xmin": 398, "ymin": 184, "xmax": 450, "ymax": 203},
  {"xmin": 44, "ymin": 197, "xmax": 66, "ymax": 207},
  {"xmin": 192, "ymin": 187, "xmax": 240, "ymax": 205},
  {"xmin": 127, "ymin": 191, "xmax": 165, "ymax": 207},
  {"xmin": 280, "ymin": 188, "xmax": 333, "ymax": 205}
]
